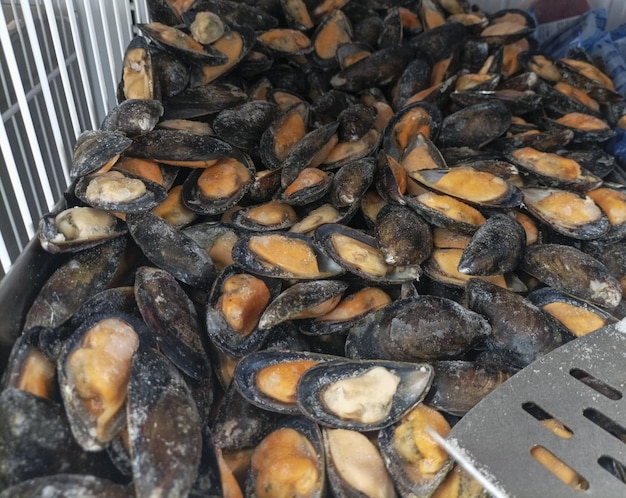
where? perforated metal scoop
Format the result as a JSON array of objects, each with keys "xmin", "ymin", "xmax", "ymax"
[{"xmin": 435, "ymin": 319, "xmax": 626, "ymax": 498}]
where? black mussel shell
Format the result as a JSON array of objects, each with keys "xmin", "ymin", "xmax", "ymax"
[
  {"xmin": 383, "ymin": 101, "xmax": 442, "ymax": 159},
  {"xmin": 345, "ymin": 295, "xmax": 491, "ymax": 362},
  {"xmin": 296, "ymin": 359, "xmax": 433, "ymax": 431},
  {"xmin": 0, "ymin": 473, "xmax": 130, "ymax": 498},
  {"xmin": 259, "ymin": 280, "xmax": 349, "ymax": 330},
  {"xmin": 458, "ymin": 213, "xmax": 526, "ymax": 275},
  {"xmin": 259, "ymin": 101, "xmax": 310, "ymax": 171},
  {"xmin": 134, "ymin": 266, "xmax": 210, "ymax": 380},
  {"xmin": 212, "ymin": 100, "xmax": 280, "ymax": 152},
  {"xmin": 162, "ymin": 83, "xmax": 247, "ymax": 120},
  {"xmin": 23, "ymin": 237, "xmax": 127, "ymax": 332},
  {"xmin": 425, "ymin": 359, "xmax": 511, "ymax": 416},
  {"xmin": 70, "ymin": 130, "xmax": 132, "ymax": 179},
  {"xmin": 126, "ymin": 211, "xmax": 215, "ymax": 290},
  {"xmin": 521, "ymin": 243, "xmax": 623, "ymax": 309},
  {"xmin": 375, "ymin": 203, "xmax": 433, "ymax": 266},
  {"xmin": 465, "ymin": 278, "xmax": 574, "ymax": 368},
  {"xmin": 189, "ymin": 0, "xmax": 279, "ymax": 31},
  {"xmin": 100, "ymin": 99, "xmax": 163, "ymax": 136},
  {"xmin": 125, "ymin": 129, "xmax": 234, "ymax": 167},
  {"xmin": 436, "ymin": 101, "xmax": 511, "ymax": 149},
  {"xmin": 127, "ymin": 346, "xmax": 202, "ymax": 498},
  {"xmin": 229, "ymin": 201, "xmax": 298, "ymax": 232},
  {"xmin": 330, "ymin": 157, "xmax": 376, "ymax": 209}
]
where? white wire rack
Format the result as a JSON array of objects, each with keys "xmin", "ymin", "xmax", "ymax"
[{"xmin": 0, "ymin": 0, "xmax": 150, "ymax": 278}]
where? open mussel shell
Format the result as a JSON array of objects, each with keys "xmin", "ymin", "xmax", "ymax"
[
  {"xmin": 134, "ymin": 266, "xmax": 210, "ymax": 380},
  {"xmin": 541, "ymin": 112, "xmax": 616, "ymax": 144},
  {"xmin": 521, "ymin": 187, "xmax": 610, "ymax": 240},
  {"xmin": 378, "ymin": 403, "xmax": 454, "ymax": 498},
  {"xmin": 310, "ymin": 8, "xmax": 353, "ymax": 69},
  {"xmin": 405, "ymin": 181, "xmax": 486, "ymax": 235},
  {"xmin": 296, "ymin": 359, "xmax": 433, "ymax": 431},
  {"xmin": 181, "ymin": 152, "xmax": 255, "ymax": 215},
  {"xmin": 480, "ymin": 8, "xmax": 536, "ymax": 45},
  {"xmin": 74, "ymin": 169, "xmax": 168, "ymax": 213},
  {"xmin": 182, "ymin": 221, "xmax": 242, "ymax": 272},
  {"xmin": 246, "ymin": 416, "xmax": 325, "ymax": 498},
  {"xmin": 259, "ymin": 101, "xmax": 310, "ymax": 171},
  {"xmin": 233, "ymin": 350, "xmax": 339, "ymax": 415},
  {"xmin": 527, "ymin": 286, "xmax": 619, "ymax": 338},
  {"xmin": 70, "ymin": 130, "xmax": 132, "ymax": 179},
  {"xmin": 413, "ymin": 165, "xmax": 521, "ymax": 208},
  {"xmin": 259, "ymin": 279, "xmax": 349, "ymax": 331},
  {"xmin": 228, "ymin": 200, "xmax": 298, "ymax": 232},
  {"xmin": 118, "ymin": 35, "xmax": 159, "ymax": 102},
  {"xmin": 508, "ymin": 146, "xmax": 602, "ymax": 192},
  {"xmin": 195, "ymin": 26, "xmax": 257, "ymax": 85},
  {"xmin": 587, "ymin": 186, "xmax": 626, "ymax": 243},
  {"xmin": 555, "ymin": 57, "xmax": 623, "ymax": 103},
  {"xmin": 126, "ymin": 211, "xmax": 216, "ymax": 290},
  {"xmin": 232, "ymin": 231, "xmax": 345, "ymax": 280},
  {"xmin": 100, "ymin": 99, "xmax": 163, "ymax": 136},
  {"xmin": 38, "ymin": 204, "xmax": 127, "ymax": 253},
  {"xmin": 521, "ymin": 243, "xmax": 623, "ymax": 310},
  {"xmin": 138, "ymin": 22, "xmax": 228, "ymax": 65},
  {"xmin": 205, "ymin": 265, "xmax": 281, "ymax": 357},
  {"xmin": 323, "ymin": 426, "xmax": 397, "ymax": 498},
  {"xmin": 276, "ymin": 168, "xmax": 334, "ymax": 206},
  {"xmin": 57, "ymin": 310, "xmax": 146, "ymax": 451},
  {"xmin": 315, "ymin": 223, "xmax": 422, "ymax": 283},
  {"xmin": 303, "ymin": 285, "xmax": 393, "ymax": 336},
  {"xmin": 383, "ymin": 101, "xmax": 442, "ymax": 160}
]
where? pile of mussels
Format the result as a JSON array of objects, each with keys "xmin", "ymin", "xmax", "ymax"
[{"xmin": 2, "ymin": 0, "xmax": 626, "ymax": 496}]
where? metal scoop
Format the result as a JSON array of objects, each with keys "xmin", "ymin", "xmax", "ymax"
[{"xmin": 435, "ymin": 318, "xmax": 626, "ymax": 497}]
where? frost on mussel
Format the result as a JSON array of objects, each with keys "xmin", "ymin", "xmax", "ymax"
[
  {"xmin": 296, "ymin": 359, "xmax": 433, "ymax": 431},
  {"xmin": 134, "ymin": 266, "xmax": 209, "ymax": 380},
  {"xmin": 127, "ymin": 346, "xmax": 202, "ymax": 498},
  {"xmin": 70, "ymin": 130, "xmax": 132, "ymax": 179}
]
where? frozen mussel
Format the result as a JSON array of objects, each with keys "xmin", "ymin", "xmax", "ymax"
[
  {"xmin": 345, "ymin": 295, "xmax": 492, "ymax": 362},
  {"xmin": 233, "ymin": 350, "xmax": 339, "ymax": 415},
  {"xmin": 296, "ymin": 359, "xmax": 433, "ymax": 431}
]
